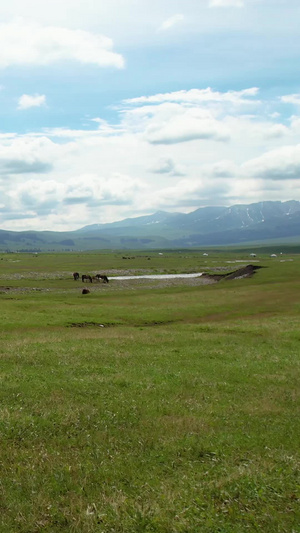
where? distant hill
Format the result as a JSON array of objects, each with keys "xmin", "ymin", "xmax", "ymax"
[{"xmin": 1, "ymin": 200, "xmax": 300, "ymax": 251}]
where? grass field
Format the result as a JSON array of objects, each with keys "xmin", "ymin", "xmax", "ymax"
[{"xmin": 0, "ymin": 249, "xmax": 299, "ymax": 532}]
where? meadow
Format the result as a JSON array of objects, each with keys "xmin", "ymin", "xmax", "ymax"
[{"xmin": 0, "ymin": 248, "xmax": 299, "ymax": 532}]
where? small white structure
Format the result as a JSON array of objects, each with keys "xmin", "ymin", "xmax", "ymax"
[
  {"xmin": 203, "ymin": 253, "xmax": 208, "ymax": 256},
  {"xmin": 270, "ymin": 254, "xmax": 277, "ymax": 257},
  {"xmin": 250, "ymin": 253, "xmax": 256, "ymax": 257}
]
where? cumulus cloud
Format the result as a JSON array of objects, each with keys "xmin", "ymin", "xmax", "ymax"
[
  {"xmin": 0, "ymin": 20, "xmax": 124, "ymax": 69},
  {"xmin": 0, "ymin": 136, "xmax": 54, "ymax": 175},
  {"xmin": 140, "ymin": 104, "xmax": 230, "ymax": 144},
  {"xmin": 64, "ymin": 173, "xmax": 143, "ymax": 207},
  {"xmin": 146, "ymin": 177, "xmax": 231, "ymax": 210},
  {"xmin": 204, "ymin": 160, "xmax": 238, "ymax": 179},
  {"xmin": 120, "ymin": 94, "xmax": 236, "ymax": 145},
  {"xmin": 12, "ymin": 179, "xmax": 64, "ymax": 214},
  {"xmin": 158, "ymin": 14, "xmax": 184, "ymax": 31},
  {"xmin": 263, "ymin": 124, "xmax": 289, "ymax": 139},
  {"xmin": 242, "ymin": 144, "xmax": 300, "ymax": 180},
  {"xmin": 151, "ymin": 158, "xmax": 186, "ymax": 176},
  {"xmin": 120, "ymin": 88, "xmax": 266, "ymax": 147},
  {"xmin": 281, "ymin": 94, "xmax": 300, "ymax": 106},
  {"xmin": 1, "ymin": 85, "xmax": 300, "ymax": 230},
  {"xmin": 5, "ymin": 171, "xmax": 146, "ymax": 223},
  {"xmin": 18, "ymin": 94, "xmax": 46, "ymax": 110}
]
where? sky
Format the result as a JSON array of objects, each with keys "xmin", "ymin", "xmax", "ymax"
[{"xmin": 1, "ymin": 0, "xmax": 300, "ymax": 231}]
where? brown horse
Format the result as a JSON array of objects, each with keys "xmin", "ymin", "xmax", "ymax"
[
  {"xmin": 73, "ymin": 272, "xmax": 80, "ymax": 281},
  {"xmin": 95, "ymin": 274, "xmax": 109, "ymax": 283},
  {"xmin": 82, "ymin": 274, "xmax": 93, "ymax": 283}
]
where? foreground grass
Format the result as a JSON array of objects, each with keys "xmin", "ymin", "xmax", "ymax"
[{"xmin": 0, "ymin": 252, "xmax": 300, "ymax": 532}]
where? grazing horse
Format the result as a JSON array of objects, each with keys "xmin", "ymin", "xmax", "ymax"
[
  {"xmin": 73, "ymin": 272, "xmax": 80, "ymax": 281},
  {"xmin": 95, "ymin": 274, "xmax": 109, "ymax": 283},
  {"xmin": 82, "ymin": 274, "xmax": 93, "ymax": 283}
]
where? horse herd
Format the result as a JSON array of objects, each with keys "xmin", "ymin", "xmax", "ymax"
[{"xmin": 73, "ymin": 272, "xmax": 109, "ymax": 283}]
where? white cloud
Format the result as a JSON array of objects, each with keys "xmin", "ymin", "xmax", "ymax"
[
  {"xmin": 0, "ymin": 20, "xmax": 124, "ymax": 69},
  {"xmin": 263, "ymin": 124, "xmax": 289, "ymax": 139},
  {"xmin": 6, "ymin": 173, "xmax": 146, "ymax": 225},
  {"xmin": 144, "ymin": 105, "xmax": 230, "ymax": 144},
  {"xmin": 158, "ymin": 14, "xmax": 184, "ymax": 31},
  {"xmin": 120, "ymin": 99, "xmax": 231, "ymax": 144},
  {"xmin": 242, "ymin": 144, "xmax": 300, "ymax": 180},
  {"xmin": 281, "ymin": 94, "xmax": 300, "ymax": 106},
  {"xmin": 144, "ymin": 177, "xmax": 231, "ymax": 210},
  {"xmin": 269, "ymin": 112, "xmax": 280, "ymax": 119},
  {"xmin": 290, "ymin": 116, "xmax": 300, "ymax": 133},
  {"xmin": 64, "ymin": 173, "xmax": 144, "ymax": 207},
  {"xmin": 18, "ymin": 93, "xmax": 46, "ymax": 110},
  {"xmin": 125, "ymin": 87, "xmax": 259, "ymax": 107},
  {"xmin": 1, "ymin": 86, "xmax": 300, "ymax": 230},
  {"xmin": 0, "ymin": 136, "xmax": 54, "ymax": 174},
  {"xmin": 0, "ymin": 0, "xmax": 298, "ymax": 234},
  {"xmin": 0, "ymin": 0, "xmax": 295, "ymax": 54},
  {"xmin": 11, "ymin": 179, "xmax": 65, "ymax": 213},
  {"xmin": 151, "ymin": 158, "xmax": 186, "ymax": 176},
  {"xmin": 209, "ymin": 0, "xmax": 244, "ymax": 7},
  {"xmin": 204, "ymin": 160, "xmax": 238, "ymax": 179},
  {"xmin": 121, "ymin": 89, "xmax": 262, "ymax": 147}
]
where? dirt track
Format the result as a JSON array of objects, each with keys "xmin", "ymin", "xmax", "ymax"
[{"xmin": 202, "ymin": 264, "xmax": 263, "ymax": 282}]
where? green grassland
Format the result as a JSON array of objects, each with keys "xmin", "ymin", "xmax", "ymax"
[{"xmin": 0, "ymin": 249, "xmax": 300, "ymax": 532}]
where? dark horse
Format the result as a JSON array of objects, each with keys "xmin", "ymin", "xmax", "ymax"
[
  {"xmin": 95, "ymin": 274, "xmax": 109, "ymax": 283},
  {"xmin": 82, "ymin": 274, "xmax": 93, "ymax": 283},
  {"xmin": 73, "ymin": 272, "xmax": 80, "ymax": 281}
]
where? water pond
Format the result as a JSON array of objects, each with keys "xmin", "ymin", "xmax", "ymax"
[{"xmin": 110, "ymin": 273, "xmax": 203, "ymax": 281}]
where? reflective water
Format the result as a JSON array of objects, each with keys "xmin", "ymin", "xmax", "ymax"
[
  {"xmin": 111, "ymin": 273, "xmax": 203, "ymax": 281},
  {"xmin": 226, "ymin": 260, "xmax": 259, "ymax": 263}
]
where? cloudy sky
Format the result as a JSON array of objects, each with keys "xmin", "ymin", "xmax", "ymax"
[{"xmin": 0, "ymin": 0, "xmax": 300, "ymax": 230}]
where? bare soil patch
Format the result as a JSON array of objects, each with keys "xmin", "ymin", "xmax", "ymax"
[{"xmin": 202, "ymin": 264, "xmax": 263, "ymax": 282}]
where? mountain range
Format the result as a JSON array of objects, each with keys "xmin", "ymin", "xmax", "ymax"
[{"xmin": 1, "ymin": 200, "xmax": 300, "ymax": 252}]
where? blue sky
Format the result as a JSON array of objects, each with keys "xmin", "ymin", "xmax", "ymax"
[{"xmin": 0, "ymin": 0, "xmax": 300, "ymax": 230}]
